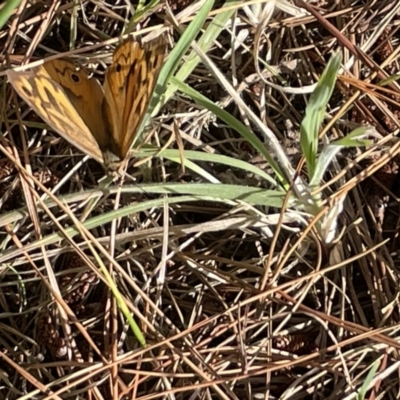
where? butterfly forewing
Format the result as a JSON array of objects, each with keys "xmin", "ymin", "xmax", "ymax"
[
  {"xmin": 103, "ymin": 36, "xmax": 166, "ymax": 160},
  {"xmin": 102, "ymin": 40, "xmax": 135, "ymax": 151},
  {"xmin": 7, "ymin": 69, "xmax": 104, "ymax": 163},
  {"xmin": 122, "ymin": 36, "xmax": 166, "ymax": 157}
]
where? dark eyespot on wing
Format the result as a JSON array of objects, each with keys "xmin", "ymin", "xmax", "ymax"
[{"xmin": 71, "ymin": 72, "xmax": 80, "ymax": 83}]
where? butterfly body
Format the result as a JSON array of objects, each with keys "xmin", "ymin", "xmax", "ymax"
[{"xmin": 7, "ymin": 36, "xmax": 166, "ymax": 174}]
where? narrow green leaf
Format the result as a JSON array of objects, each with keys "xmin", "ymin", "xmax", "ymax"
[
  {"xmin": 300, "ymin": 52, "xmax": 342, "ymax": 178},
  {"xmin": 0, "ymin": 0, "xmax": 22, "ymax": 30}
]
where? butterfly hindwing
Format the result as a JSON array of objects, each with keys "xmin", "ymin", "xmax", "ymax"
[
  {"xmin": 42, "ymin": 59, "xmax": 109, "ymax": 151},
  {"xmin": 7, "ymin": 68, "xmax": 104, "ymax": 163}
]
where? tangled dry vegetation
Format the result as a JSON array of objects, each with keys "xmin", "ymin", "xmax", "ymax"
[{"xmin": 1, "ymin": 0, "xmax": 400, "ymax": 399}]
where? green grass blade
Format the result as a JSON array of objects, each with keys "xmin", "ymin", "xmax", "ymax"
[
  {"xmin": 300, "ymin": 52, "xmax": 342, "ymax": 178},
  {"xmin": 0, "ymin": 0, "xmax": 22, "ymax": 30}
]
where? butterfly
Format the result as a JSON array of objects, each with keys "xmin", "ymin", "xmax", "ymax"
[{"xmin": 7, "ymin": 35, "xmax": 166, "ymax": 174}]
